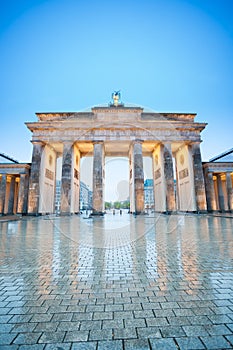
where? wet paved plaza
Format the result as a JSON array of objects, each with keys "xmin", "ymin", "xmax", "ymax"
[{"xmin": 0, "ymin": 212, "xmax": 233, "ymax": 350}]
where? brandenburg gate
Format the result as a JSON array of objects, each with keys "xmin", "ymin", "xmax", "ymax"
[{"xmin": 25, "ymin": 93, "xmax": 207, "ymax": 215}]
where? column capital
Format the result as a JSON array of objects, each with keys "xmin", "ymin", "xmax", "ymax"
[
  {"xmin": 62, "ymin": 141, "xmax": 75, "ymax": 148},
  {"xmin": 31, "ymin": 140, "xmax": 45, "ymax": 146},
  {"xmin": 163, "ymin": 143, "xmax": 173, "ymax": 153},
  {"xmin": 153, "ymin": 143, "xmax": 162, "ymax": 152},
  {"xmin": 190, "ymin": 142, "xmax": 202, "ymax": 152},
  {"xmin": 132, "ymin": 139, "xmax": 143, "ymax": 145},
  {"xmin": 191, "ymin": 141, "xmax": 202, "ymax": 144},
  {"xmin": 93, "ymin": 140, "xmax": 104, "ymax": 143}
]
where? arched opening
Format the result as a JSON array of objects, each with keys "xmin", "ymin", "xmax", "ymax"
[
  {"xmin": 105, "ymin": 157, "xmax": 129, "ymax": 213},
  {"xmin": 54, "ymin": 156, "xmax": 62, "ymax": 214},
  {"xmin": 80, "ymin": 156, "xmax": 93, "ymax": 212},
  {"xmin": 143, "ymin": 156, "xmax": 153, "ymax": 211}
]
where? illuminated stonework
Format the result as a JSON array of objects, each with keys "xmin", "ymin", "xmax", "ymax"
[
  {"xmin": 6, "ymin": 102, "xmax": 231, "ymax": 215},
  {"xmin": 23, "ymin": 104, "xmax": 208, "ymax": 215}
]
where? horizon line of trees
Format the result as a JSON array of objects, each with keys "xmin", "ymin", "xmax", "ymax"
[{"xmin": 105, "ymin": 200, "xmax": 130, "ymax": 210}]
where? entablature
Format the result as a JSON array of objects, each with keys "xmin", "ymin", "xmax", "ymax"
[
  {"xmin": 142, "ymin": 112, "xmax": 197, "ymax": 122},
  {"xmin": 203, "ymin": 162, "xmax": 233, "ymax": 173},
  {"xmin": 26, "ymin": 120, "xmax": 207, "ymax": 133},
  {"xmin": 30, "ymin": 127, "xmax": 202, "ymax": 144},
  {"xmin": 0, "ymin": 163, "xmax": 31, "ymax": 175},
  {"xmin": 35, "ymin": 112, "xmax": 94, "ymax": 121}
]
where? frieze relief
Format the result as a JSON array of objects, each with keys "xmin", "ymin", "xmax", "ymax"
[
  {"xmin": 32, "ymin": 128, "xmax": 201, "ymax": 143},
  {"xmin": 154, "ymin": 168, "xmax": 161, "ymax": 180},
  {"xmin": 45, "ymin": 168, "xmax": 54, "ymax": 180},
  {"xmin": 92, "ymin": 108, "xmax": 143, "ymax": 113},
  {"xmin": 74, "ymin": 168, "xmax": 79, "ymax": 180},
  {"xmin": 179, "ymin": 168, "xmax": 189, "ymax": 180},
  {"xmin": 36, "ymin": 112, "xmax": 94, "ymax": 122}
]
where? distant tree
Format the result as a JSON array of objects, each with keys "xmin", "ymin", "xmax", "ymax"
[
  {"xmin": 122, "ymin": 200, "xmax": 130, "ymax": 209},
  {"xmin": 113, "ymin": 201, "xmax": 121, "ymax": 209},
  {"xmin": 105, "ymin": 202, "xmax": 112, "ymax": 209}
]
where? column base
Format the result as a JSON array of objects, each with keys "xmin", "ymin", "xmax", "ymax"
[
  {"xmin": 27, "ymin": 212, "xmax": 42, "ymax": 216},
  {"xmin": 60, "ymin": 212, "xmax": 73, "ymax": 216},
  {"xmin": 210, "ymin": 209, "xmax": 233, "ymax": 214},
  {"xmin": 91, "ymin": 211, "xmax": 105, "ymax": 216},
  {"xmin": 153, "ymin": 210, "xmax": 176, "ymax": 215}
]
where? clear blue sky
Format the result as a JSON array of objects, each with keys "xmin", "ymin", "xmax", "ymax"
[{"xmin": 0, "ymin": 0, "xmax": 233, "ymax": 165}]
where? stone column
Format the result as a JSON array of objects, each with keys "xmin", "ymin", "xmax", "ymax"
[
  {"xmin": 28, "ymin": 141, "xmax": 44, "ymax": 215},
  {"xmin": 217, "ymin": 174, "xmax": 225, "ymax": 211},
  {"xmin": 129, "ymin": 149, "xmax": 135, "ymax": 213},
  {"xmin": 133, "ymin": 140, "xmax": 144, "ymax": 214},
  {"xmin": 226, "ymin": 173, "xmax": 233, "ymax": 211},
  {"xmin": 60, "ymin": 142, "xmax": 73, "ymax": 215},
  {"xmin": 192, "ymin": 143, "xmax": 207, "ymax": 212},
  {"xmin": 152, "ymin": 144, "xmax": 166, "ymax": 212},
  {"xmin": 17, "ymin": 174, "xmax": 29, "ymax": 214},
  {"xmin": 163, "ymin": 143, "xmax": 175, "ymax": 212},
  {"xmin": 7, "ymin": 176, "xmax": 16, "ymax": 214},
  {"xmin": 204, "ymin": 171, "xmax": 217, "ymax": 211},
  {"xmin": 92, "ymin": 141, "xmax": 105, "ymax": 215},
  {"xmin": 13, "ymin": 179, "xmax": 19, "ymax": 214},
  {"xmin": 174, "ymin": 157, "xmax": 180, "ymax": 210},
  {"xmin": 0, "ymin": 175, "xmax": 7, "ymax": 215}
]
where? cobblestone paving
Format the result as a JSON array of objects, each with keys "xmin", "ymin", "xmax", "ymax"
[{"xmin": 0, "ymin": 212, "xmax": 233, "ymax": 349}]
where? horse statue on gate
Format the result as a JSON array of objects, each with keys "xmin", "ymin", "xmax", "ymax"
[{"xmin": 112, "ymin": 90, "xmax": 121, "ymax": 106}]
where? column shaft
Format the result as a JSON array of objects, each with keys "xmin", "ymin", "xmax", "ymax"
[
  {"xmin": 28, "ymin": 142, "xmax": 44, "ymax": 214},
  {"xmin": 217, "ymin": 174, "xmax": 225, "ymax": 211},
  {"xmin": 17, "ymin": 174, "xmax": 29, "ymax": 214},
  {"xmin": 129, "ymin": 149, "xmax": 135, "ymax": 213},
  {"xmin": 60, "ymin": 143, "xmax": 73, "ymax": 214},
  {"xmin": 192, "ymin": 143, "xmax": 207, "ymax": 211},
  {"xmin": 92, "ymin": 142, "xmax": 105, "ymax": 215},
  {"xmin": 0, "ymin": 175, "xmax": 7, "ymax": 215},
  {"xmin": 226, "ymin": 173, "xmax": 233, "ymax": 211},
  {"xmin": 163, "ymin": 143, "xmax": 175, "ymax": 212},
  {"xmin": 133, "ymin": 141, "xmax": 144, "ymax": 214},
  {"xmin": 152, "ymin": 144, "xmax": 166, "ymax": 212},
  {"xmin": 13, "ymin": 179, "xmax": 19, "ymax": 214},
  {"xmin": 8, "ymin": 176, "xmax": 16, "ymax": 214},
  {"xmin": 204, "ymin": 171, "xmax": 217, "ymax": 211}
]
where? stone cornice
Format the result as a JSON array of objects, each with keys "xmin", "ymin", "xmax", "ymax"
[
  {"xmin": 35, "ymin": 111, "xmax": 198, "ymax": 122},
  {"xmin": 25, "ymin": 109, "xmax": 207, "ymax": 147},
  {"xmin": 26, "ymin": 120, "xmax": 206, "ymax": 131},
  {"xmin": 203, "ymin": 162, "xmax": 233, "ymax": 173},
  {"xmin": 0, "ymin": 163, "xmax": 30, "ymax": 168},
  {"xmin": 0, "ymin": 163, "xmax": 31, "ymax": 174},
  {"xmin": 142, "ymin": 112, "xmax": 197, "ymax": 122},
  {"xmin": 35, "ymin": 112, "xmax": 94, "ymax": 121}
]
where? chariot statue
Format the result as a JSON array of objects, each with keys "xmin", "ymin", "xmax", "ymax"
[{"xmin": 112, "ymin": 90, "xmax": 121, "ymax": 106}]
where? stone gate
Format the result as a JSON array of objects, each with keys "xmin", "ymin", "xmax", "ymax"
[{"xmin": 24, "ymin": 101, "xmax": 207, "ymax": 215}]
